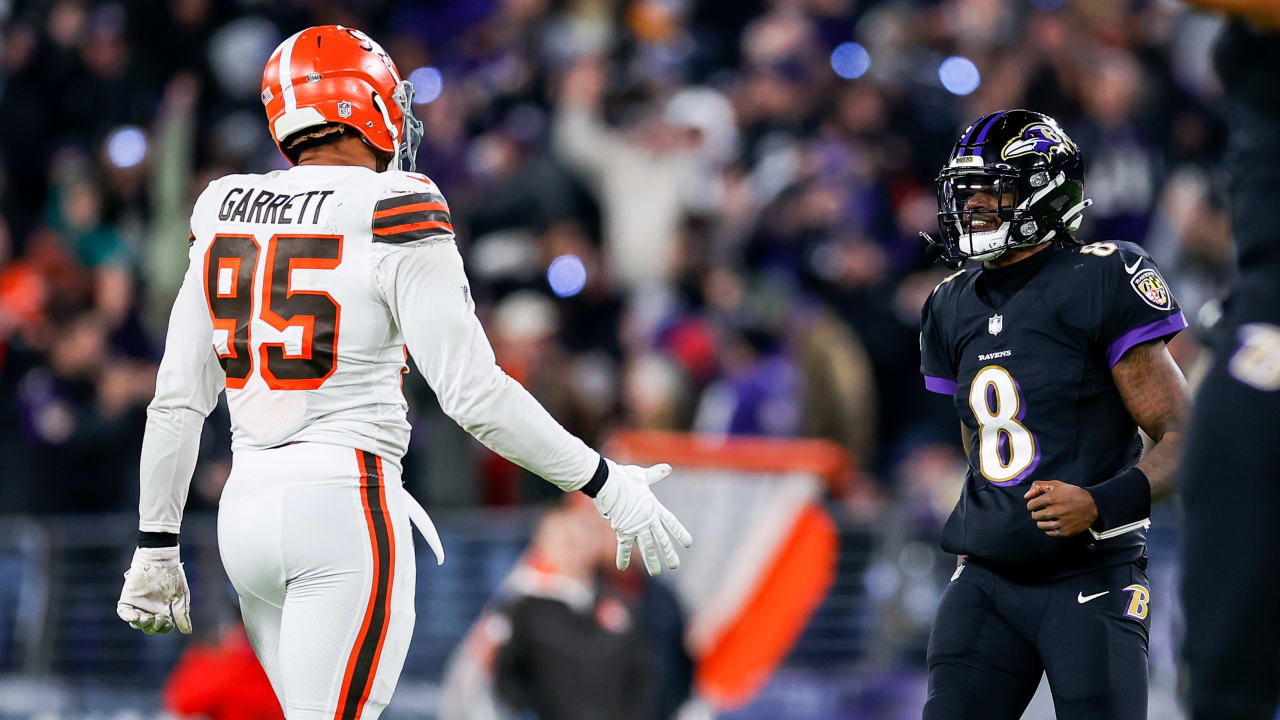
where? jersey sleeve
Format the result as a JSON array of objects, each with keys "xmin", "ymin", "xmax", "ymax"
[
  {"xmin": 920, "ymin": 280, "xmax": 959, "ymax": 396},
  {"xmin": 1090, "ymin": 243, "xmax": 1188, "ymax": 368},
  {"xmin": 138, "ymin": 240, "xmax": 226, "ymax": 533},
  {"xmin": 373, "ymin": 238, "xmax": 600, "ymax": 492}
]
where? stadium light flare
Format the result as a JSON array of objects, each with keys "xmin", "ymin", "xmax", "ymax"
[
  {"xmin": 408, "ymin": 67, "xmax": 444, "ymax": 105},
  {"xmin": 547, "ymin": 254, "xmax": 587, "ymax": 298},
  {"xmin": 830, "ymin": 42, "xmax": 871, "ymax": 80},
  {"xmin": 939, "ymin": 56, "xmax": 981, "ymax": 95},
  {"xmin": 106, "ymin": 126, "xmax": 148, "ymax": 168}
]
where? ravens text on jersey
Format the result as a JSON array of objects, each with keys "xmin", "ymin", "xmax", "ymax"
[{"xmin": 920, "ymin": 239, "xmax": 1185, "ymax": 579}]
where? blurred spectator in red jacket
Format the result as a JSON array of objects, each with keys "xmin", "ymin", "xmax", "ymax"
[{"xmin": 163, "ymin": 624, "xmax": 283, "ymax": 720}]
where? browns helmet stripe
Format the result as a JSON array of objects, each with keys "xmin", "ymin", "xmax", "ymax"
[{"xmin": 278, "ymin": 31, "xmax": 302, "ymax": 111}]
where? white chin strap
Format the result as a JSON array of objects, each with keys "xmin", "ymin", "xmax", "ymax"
[
  {"xmin": 958, "ymin": 171, "xmax": 1071, "ymax": 261},
  {"xmin": 960, "ymin": 224, "xmax": 1013, "ymax": 261},
  {"xmin": 371, "ymin": 92, "xmax": 401, "ymax": 157}
]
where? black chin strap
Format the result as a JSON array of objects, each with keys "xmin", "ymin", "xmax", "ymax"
[{"xmin": 920, "ymin": 231, "xmax": 964, "ymax": 269}]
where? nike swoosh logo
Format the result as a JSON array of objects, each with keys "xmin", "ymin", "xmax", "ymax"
[
  {"xmin": 1078, "ymin": 591, "xmax": 1110, "ymax": 604},
  {"xmin": 1124, "ymin": 259, "xmax": 1143, "ymax": 274}
]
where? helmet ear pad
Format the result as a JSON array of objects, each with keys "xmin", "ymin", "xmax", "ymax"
[
  {"xmin": 1033, "ymin": 182, "xmax": 1072, "ymax": 226},
  {"xmin": 1022, "ymin": 170, "xmax": 1089, "ymax": 241}
]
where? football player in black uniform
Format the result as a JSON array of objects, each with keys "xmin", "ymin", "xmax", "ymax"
[
  {"xmin": 917, "ymin": 110, "xmax": 1191, "ymax": 719},
  {"xmin": 1178, "ymin": 6, "xmax": 1280, "ymax": 719}
]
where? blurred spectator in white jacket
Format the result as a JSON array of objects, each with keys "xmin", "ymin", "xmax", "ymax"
[{"xmin": 554, "ymin": 57, "xmax": 736, "ymax": 290}]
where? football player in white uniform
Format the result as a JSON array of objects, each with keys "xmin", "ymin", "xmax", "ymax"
[{"xmin": 116, "ymin": 25, "xmax": 692, "ymax": 720}]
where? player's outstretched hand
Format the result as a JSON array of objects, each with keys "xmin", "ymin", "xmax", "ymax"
[
  {"xmin": 116, "ymin": 546, "xmax": 192, "ymax": 635},
  {"xmin": 1025, "ymin": 480, "xmax": 1099, "ymax": 537},
  {"xmin": 591, "ymin": 459, "xmax": 694, "ymax": 576}
]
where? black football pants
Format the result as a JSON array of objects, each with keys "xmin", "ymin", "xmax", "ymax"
[
  {"xmin": 1182, "ymin": 272, "xmax": 1280, "ymax": 720},
  {"xmin": 923, "ymin": 560, "xmax": 1150, "ymax": 720}
]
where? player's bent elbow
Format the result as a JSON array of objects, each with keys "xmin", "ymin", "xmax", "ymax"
[
  {"xmin": 438, "ymin": 368, "xmax": 517, "ymax": 434},
  {"xmin": 145, "ymin": 402, "xmax": 209, "ymax": 431}
]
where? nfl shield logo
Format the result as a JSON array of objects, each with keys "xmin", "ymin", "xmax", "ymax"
[
  {"xmin": 988, "ymin": 314, "xmax": 1004, "ymax": 336},
  {"xmin": 337, "ymin": 101, "xmax": 353, "ymax": 118}
]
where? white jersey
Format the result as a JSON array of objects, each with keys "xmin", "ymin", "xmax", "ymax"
[{"xmin": 139, "ymin": 165, "xmax": 599, "ymax": 533}]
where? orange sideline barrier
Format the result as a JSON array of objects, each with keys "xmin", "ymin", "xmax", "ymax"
[
  {"xmin": 695, "ymin": 503, "xmax": 838, "ymax": 708},
  {"xmin": 607, "ymin": 431, "xmax": 858, "ymax": 496}
]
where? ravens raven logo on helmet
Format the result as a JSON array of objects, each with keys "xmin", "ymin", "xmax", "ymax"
[{"xmin": 1001, "ymin": 123, "xmax": 1078, "ymax": 162}]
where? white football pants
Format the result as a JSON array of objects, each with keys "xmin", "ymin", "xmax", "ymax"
[{"xmin": 218, "ymin": 442, "xmax": 416, "ymax": 719}]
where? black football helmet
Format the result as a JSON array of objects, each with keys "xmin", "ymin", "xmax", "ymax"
[{"xmin": 922, "ymin": 109, "xmax": 1092, "ymax": 264}]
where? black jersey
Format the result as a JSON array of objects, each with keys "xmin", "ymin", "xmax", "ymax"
[
  {"xmin": 1215, "ymin": 20, "xmax": 1280, "ymax": 136},
  {"xmin": 1215, "ymin": 21, "xmax": 1280, "ymax": 272},
  {"xmin": 920, "ymin": 240, "xmax": 1186, "ymax": 581}
]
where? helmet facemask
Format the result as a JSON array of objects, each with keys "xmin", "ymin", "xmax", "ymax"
[
  {"xmin": 369, "ymin": 80, "xmax": 425, "ymax": 172},
  {"xmin": 392, "ymin": 80, "xmax": 424, "ymax": 172},
  {"xmin": 937, "ymin": 169, "xmax": 1032, "ymax": 262},
  {"xmin": 932, "ymin": 167, "xmax": 1087, "ymax": 263}
]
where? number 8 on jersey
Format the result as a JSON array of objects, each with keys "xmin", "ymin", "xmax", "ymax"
[{"xmin": 967, "ymin": 365, "xmax": 1039, "ymax": 485}]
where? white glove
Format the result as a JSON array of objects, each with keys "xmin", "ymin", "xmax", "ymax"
[
  {"xmin": 593, "ymin": 460, "xmax": 693, "ymax": 575},
  {"xmin": 116, "ymin": 546, "xmax": 192, "ymax": 635}
]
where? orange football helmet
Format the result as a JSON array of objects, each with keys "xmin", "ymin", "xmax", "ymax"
[{"xmin": 260, "ymin": 25, "xmax": 423, "ymax": 171}]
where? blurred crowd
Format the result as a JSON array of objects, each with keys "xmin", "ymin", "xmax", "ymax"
[{"xmin": 0, "ymin": 0, "xmax": 1236, "ymax": 520}]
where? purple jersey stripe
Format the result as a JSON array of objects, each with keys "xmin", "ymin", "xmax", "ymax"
[
  {"xmin": 925, "ymin": 375, "xmax": 958, "ymax": 395},
  {"xmin": 1106, "ymin": 311, "xmax": 1189, "ymax": 368}
]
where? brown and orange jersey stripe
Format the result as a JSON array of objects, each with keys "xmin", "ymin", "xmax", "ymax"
[{"xmin": 372, "ymin": 192, "xmax": 454, "ymax": 244}]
